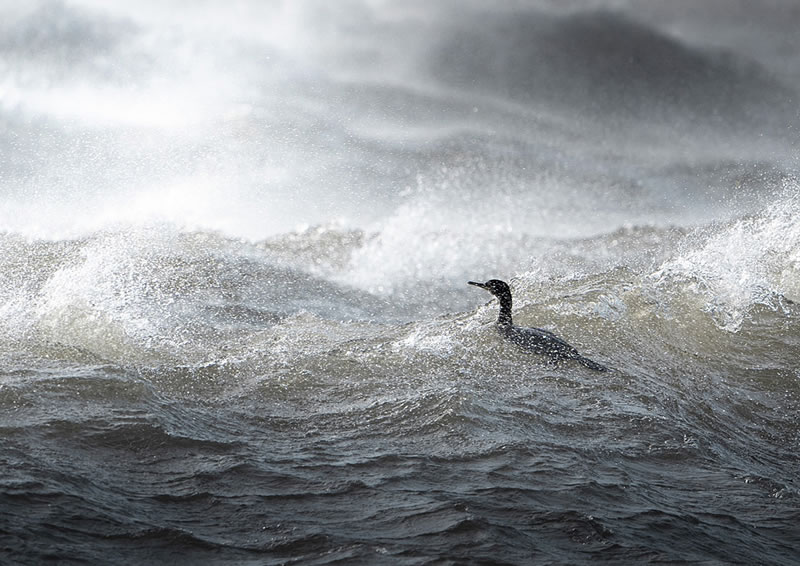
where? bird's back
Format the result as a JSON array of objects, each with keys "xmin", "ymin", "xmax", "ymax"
[{"xmin": 501, "ymin": 324, "xmax": 579, "ymax": 359}]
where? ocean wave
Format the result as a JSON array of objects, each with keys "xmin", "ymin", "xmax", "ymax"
[
  {"xmin": 651, "ymin": 179, "xmax": 800, "ymax": 330},
  {"xmin": 2, "ymin": 180, "xmax": 798, "ymax": 381},
  {"xmin": 430, "ymin": 9, "xmax": 796, "ymax": 127},
  {"xmin": 3, "ymin": 3, "xmax": 799, "ymax": 564}
]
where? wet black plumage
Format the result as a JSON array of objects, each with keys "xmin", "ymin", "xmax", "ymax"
[{"xmin": 468, "ymin": 279, "xmax": 607, "ymax": 372}]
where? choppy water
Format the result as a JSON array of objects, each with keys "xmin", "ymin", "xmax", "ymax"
[{"xmin": 2, "ymin": 1, "xmax": 799, "ymax": 564}]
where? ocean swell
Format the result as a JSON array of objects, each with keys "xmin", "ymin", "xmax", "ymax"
[
  {"xmin": 431, "ymin": 9, "xmax": 796, "ymax": 128},
  {"xmin": 2, "ymin": 2, "xmax": 799, "ymax": 564}
]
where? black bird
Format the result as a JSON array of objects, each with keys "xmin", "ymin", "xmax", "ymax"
[{"xmin": 468, "ymin": 279, "xmax": 607, "ymax": 371}]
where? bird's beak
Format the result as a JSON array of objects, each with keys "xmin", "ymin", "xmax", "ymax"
[{"xmin": 468, "ymin": 281, "xmax": 487, "ymax": 289}]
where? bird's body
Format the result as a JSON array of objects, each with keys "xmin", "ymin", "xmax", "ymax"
[{"xmin": 468, "ymin": 279, "xmax": 607, "ymax": 371}]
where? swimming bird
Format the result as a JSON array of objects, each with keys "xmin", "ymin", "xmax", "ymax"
[{"xmin": 468, "ymin": 279, "xmax": 608, "ymax": 371}]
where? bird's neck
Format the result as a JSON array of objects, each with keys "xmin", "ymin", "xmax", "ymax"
[{"xmin": 497, "ymin": 294, "xmax": 513, "ymax": 327}]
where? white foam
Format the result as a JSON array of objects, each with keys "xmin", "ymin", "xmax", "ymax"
[{"xmin": 651, "ymin": 179, "xmax": 799, "ymax": 330}]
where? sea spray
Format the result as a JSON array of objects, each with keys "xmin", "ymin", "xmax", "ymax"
[{"xmin": 651, "ymin": 178, "xmax": 800, "ymax": 331}]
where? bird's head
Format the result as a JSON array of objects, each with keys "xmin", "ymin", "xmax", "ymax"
[{"xmin": 468, "ymin": 279, "xmax": 511, "ymax": 298}]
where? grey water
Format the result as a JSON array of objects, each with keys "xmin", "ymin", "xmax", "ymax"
[{"xmin": 1, "ymin": 1, "xmax": 799, "ymax": 564}]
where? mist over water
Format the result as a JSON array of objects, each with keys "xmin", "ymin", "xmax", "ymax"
[{"xmin": 1, "ymin": 1, "xmax": 799, "ymax": 564}]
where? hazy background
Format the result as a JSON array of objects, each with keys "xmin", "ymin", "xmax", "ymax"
[{"xmin": 2, "ymin": 0, "xmax": 798, "ymax": 240}]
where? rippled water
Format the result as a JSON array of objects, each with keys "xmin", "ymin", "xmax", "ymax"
[{"xmin": 2, "ymin": 1, "xmax": 799, "ymax": 564}]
